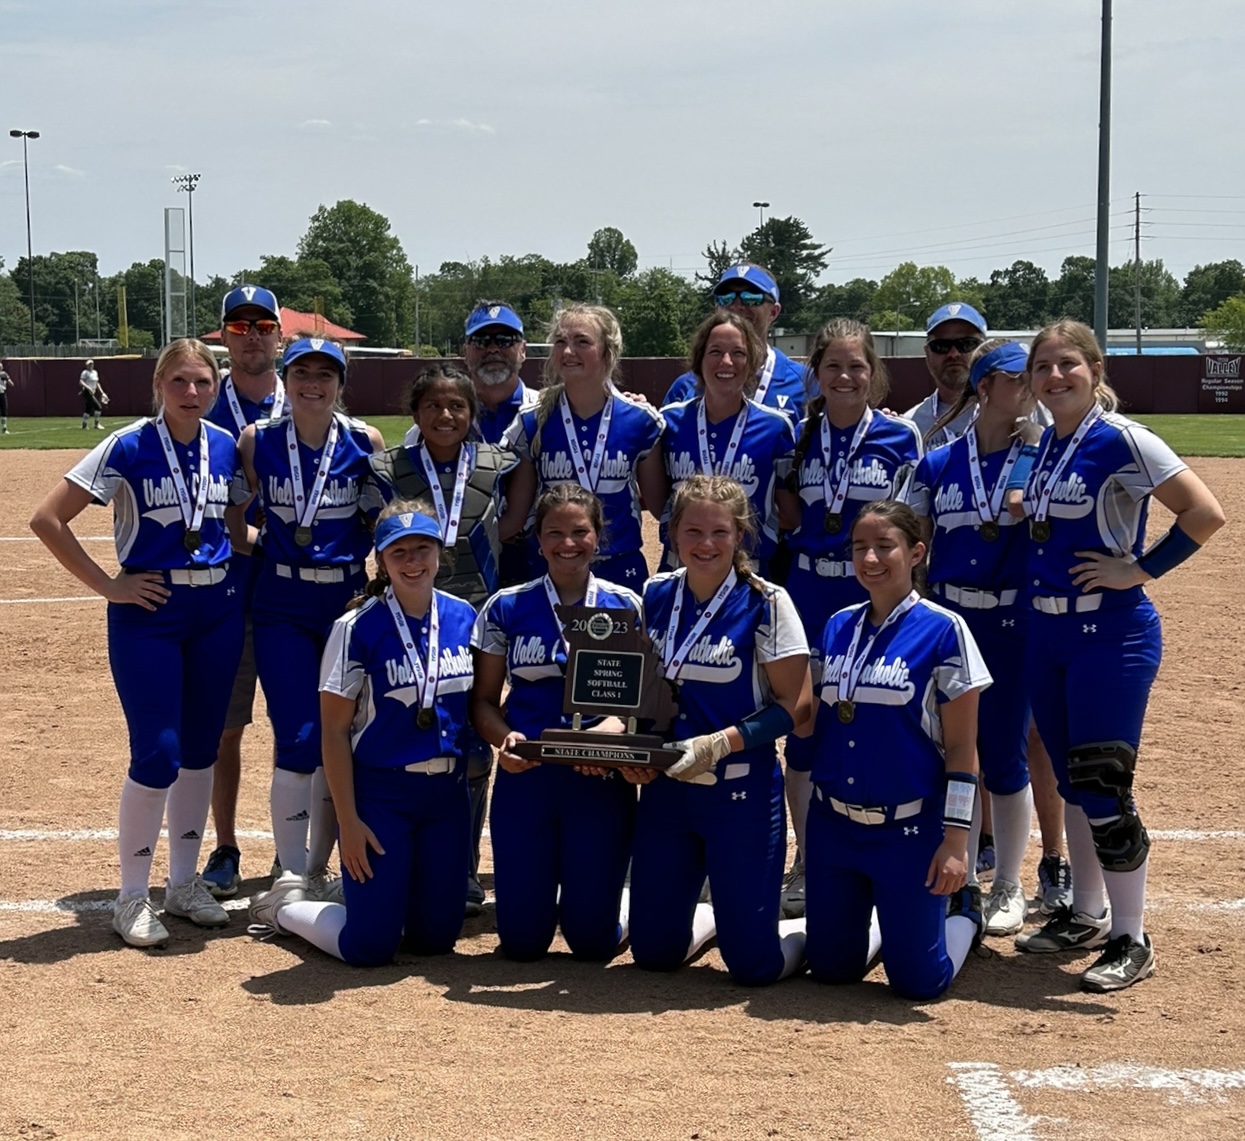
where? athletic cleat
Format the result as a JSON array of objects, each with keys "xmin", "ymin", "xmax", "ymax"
[
  {"xmin": 1079, "ymin": 932, "xmax": 1156, "ymax": 992},
  {"xmin": 465, "ymin": 874, "xmax": 485, "ymax": 917},
  {"xmin": 201, "ymin": 844, "xmax": 241, "ymax": 898},
  {"xmin": 248, "ymin": 871, "xmax": 308, "ymax": 936},
  {"xmin": 976, "ymin": 839, "xmax": 996, "ymax": 877},
  {"xmin": 307, "ymin": 868, "xmax": 345, "ymax": 904},
  {"xmin": 1015, "ymin": 905, "xmax": 1111, "ymax": 953},
  {"xmin": 164, "ymin": 876, "xmax": 230, "ymax": 927},
  {"xmin": 1037, "ymin": 853, "xmax": 1073, "ymax": 915},
  {"xmin": 983, "ymin": 879, "xmax": 1027, "ymax": 936},
  {"xmin": 112, "ymin": 892, "xmax": 170, "ymax": 947},
  {"xmin": 946, "ymin": 883, "xmax": 984, "ymax": 944},
  {"xmin": 780, "ymin": 858, "xmax": 806, "ymax": 919}
]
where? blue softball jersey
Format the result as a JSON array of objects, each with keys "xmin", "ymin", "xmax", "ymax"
[
  {"xmin": 663, "ymin": 346, "xmax": 807, "ymax": 426},
  {"xmin": 66, "ymin": 418, "xmax": 236, "ymax": 569},
  {"xmin": 319, "ymin": 590, "xmax": 477, "ymax": 768},
  {"xmin": 205, "ymin": 375, "xmax": 283, "ymax": 439},
  {"xmin": 477, "ymin": 380, "xmax": 539, "ymax": 446}
]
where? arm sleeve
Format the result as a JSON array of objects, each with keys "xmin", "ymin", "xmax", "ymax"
[
  {"xmin": 1115, "ymin": 424, "xmax": 1188, "ymax": 502},
  {"xmin": 502, "ymin": 414, "xmax": 533, "ymax": 461},
  {"xmin": 471, "ymin": 595, "xmax": 510, "ymax": 656},
  {"xmin": 755, "ymin": 585, "xmax": 811, "ymax": 664},
  {"xmin": 932, "ymin": 612, "xmax": 993, "ymax": 702},
  {"xmin": 902, "ymin": 456, "xmax": 933, "ymax": 515},
  {"xmin": 65, "ymin": 434, "xmax": 125, "ymax": 505},
  {"xmin": 319, "ymin": 614, "xmax": 366, "ymax": 699}
]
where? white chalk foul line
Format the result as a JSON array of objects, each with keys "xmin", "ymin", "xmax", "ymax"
[
  {"xmin": 0, "ymin": 536, "xmax": 111, "ymax": 542},
  {"xmin": 0, "ymin": 596, "xmax": 104, "ymax": 605},
  {"xmin": 947, "ymin": 1063, "xmax": 1041, "ymax": 1141},
  {"xmin": 0, "ymin": 897, "xmax": 253, "ymax": 915},
  {"xmin": 0, "ymin": 825, "xmax": 494, "ymax": 843}
]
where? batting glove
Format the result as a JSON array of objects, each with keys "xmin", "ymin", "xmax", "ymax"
[{"xmin": 665, "ymin": 730, "xmax": 731, "ymax": 785}]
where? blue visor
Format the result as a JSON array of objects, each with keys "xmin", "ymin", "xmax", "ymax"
[
  {"xmin": 969, "ymin": 341, "xmax": 1030, "ymax": 391},
  {"xmin": 375, "ymin": 511, "xmax": 443, "ymax": 552}
]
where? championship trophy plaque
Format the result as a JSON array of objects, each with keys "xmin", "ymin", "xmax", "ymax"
[{"xmin": 510, "ymin": 604, "xmax": 682, "ymax": 770}]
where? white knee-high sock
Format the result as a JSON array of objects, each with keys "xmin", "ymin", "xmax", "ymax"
[
  {"xmin": 306, "ymin": 766, "xmax": 338, "ymax": 873},
  {"xmin": 118, "ymin": 778, "xmax": 170, "ymax": 896},
  {"xmin": 945, "ymin": 915, "xmax": 977, "ymax": 977},
  {"xmin": 866, "ymin": 908, "xmax": 883, "ymax": 967},
  {"xmin": 991, "ymin": 785, "xmax": 1035, "ymax": 887},
  {"xmin": 1102, "ymin": 861, "xmax": 1148, "ymax": 942},
  {"xmin": 618, "ymin": 886, "xmax": 631, "ymax": 946},
  {"xmin": 1065, "ymin": 804, "xmax": 1107, "ymax": 918},
  {"xmin": 165, "ymin": 766, "xmax": 214, "ymax": 885},
  {"xmin": 785, "ymin": 768, "xmax": 813, "ymax": 863},
  {"xmin": 277, "ymin": 900, "xmax": 346, "ymax": 960},
  {"xmin": 270, "ymin": 769, "xmax": 313, "ymax": 875},
  {"xmin": 777, "ymin": 917, "xmax": 807, "ymax": 980},
  {"xmin": 685, "ymin": 902, "xmax": 717, "ymax": 961},
  {"xmin": 966, "ymin": 792, "xmax": 983, "ymax": 888}
]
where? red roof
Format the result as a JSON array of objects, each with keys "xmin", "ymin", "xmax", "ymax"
[{"xmin": 202, "ymin": 307, "xmax": 366, "ymax": 342}]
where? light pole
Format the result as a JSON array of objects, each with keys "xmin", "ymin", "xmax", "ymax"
[
  {"xmin": 1093, "ymin": 0, "xmax": 1112, "ymax": 349},
  {"xmin": 9, "ymin": 129, "xmax": 40, "ymax": 347},
  {"xmin": 752, "ymin": 200, "xmax": 769, "ymax": 228},
  {"xmin": 171, "ymin": 173, "xmax": 201, "ymax": 336}
]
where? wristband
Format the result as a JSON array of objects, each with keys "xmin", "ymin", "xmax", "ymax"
[
  {"xmin": 943, "ymin": 770, "xmax": 978, "ymax": 830},
  {"xmin": 1136, "ymin": 522, "xmax": 1200, "ymax": 579},
  {"xmin": 736, "ymin": 703, "xmax": 796, "ymax": 751}
]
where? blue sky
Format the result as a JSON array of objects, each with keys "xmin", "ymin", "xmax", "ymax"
[{"xmin": 2, "ymin": 0, "xmax": 1242, "ymax": 287}]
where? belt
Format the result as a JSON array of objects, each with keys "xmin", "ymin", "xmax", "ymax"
[
  {"xmin": 273, "ymin": 562, "xmax": 363, "ymax": 584},
  {"xmin": 933, "ymin": 583, "xmax": 1018, "ymax": 610},
  {"xmin": 166, "ymin": 565, "xmax": 229, "ymax": 587},
  {"xmin": 1032, "ymin": 593, "xmax": 1103, "ymax": 615},
  {"xmin": 404, "ymin": 757, "xmax": 457, "ymax": 775},
  {"xmin": 797, "ymin": 553, "xmax": 854, "ymax": 578},
  {"xmin": 816, "ymin": 785, "xmax": 923, "ymax": 825}
]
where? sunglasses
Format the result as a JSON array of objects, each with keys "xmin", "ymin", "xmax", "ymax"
[
  {"xmin": 223, "ymin": 318, "xmax": 280, "ymax": 337},
  {"xmin": 927, "ymin": 336, "xmax": 982, "ymax": 355},
  {"xmin": 466, "ymin": 332, "xmax": 523, "ymax": 349},
  {"xmin": 714, "ymin": 290, "xmax": 771, "ymax": 308}
]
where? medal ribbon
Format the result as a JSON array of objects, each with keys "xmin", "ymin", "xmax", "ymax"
[
  {"xmin": 385, "ymin": 587, "xmax": 440, "ymax": 721},
  {"xmin": 286, "ymin": 414, "xmax": 340, "ymax": 533},
  {"xmin": 820, "ymin": 407, "xmax": 874, "ymax": 515},
  {"xmin": 154, "ymin": 414, "xmax": 211, "ymax": 538},
  {"xmin": 753, "ymin": 347, "xmax": 777, "ymax": 404},
  {"xmin": 696, "ymin": 398, "xmax": 749, "ymax": 477},
  {"xmin": 965, "ymin": 428, "xmax": 1025, "ymax": 528},
  {"xmin": 1030, "ymin": 404, "xmax": 1101, "ymax": 524},
  {"xmin": 223, "ymin": 376, "xmax": 287, "ymax": 433},
  {"xmin": 417, "ymin": 442, "xmax": 473, "ymax": 547},
  {"xmin": 541, "ymin": 573, "xmax": 600, "ymax": 662},
  {"xmin": 559, "ymin": 393, "xmax": 614, "ymax": 492},
  {"xmin": 662, "ymin": 568, "xmax": 737, "ymax": 682},
  {"xmin": 270, "ymin": 378, "xmax": 286, "ymax": 419},
  {"xmin": 836, "ymin": 591, "xmax": 921, "ymax": 708}
]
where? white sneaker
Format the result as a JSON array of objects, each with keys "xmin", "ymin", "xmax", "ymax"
[
  {"xmin": 249, "ymin": 871, "xmax": 308, "ymax": 936},
  {"xmin": 983, "ymin": 879, "xmax": 1027, "ymax": 936},
  {"xmin": 307, "ymin": 867, "xmax": 345, "ymax": 904},
  {"xmin": 164, "ymin": 876, "xmax": 230, "ymax": 927},
  {"xmin": 780, "ymin": 858, "xmax": 806, "ymax": 919},
  {"xmin": 112, "ymin": 892, "xmax": 170, "ymax": 947}
]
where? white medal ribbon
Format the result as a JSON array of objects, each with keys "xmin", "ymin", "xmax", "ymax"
[
  {"xmin": 559, "ymin": 393, "xmax": 614, "ymax": 492},
  {"xmin": 1031, "ymin": 404, "xmax": 1102, "ymax": 524},
  {"xmin": 820, "ymin": 407, "xmax": 874, "ymax": 515},
  {"xmin": 754, "ymin": 347, "xmax": 777, "ymax": 404},
  {"xmin": 662, "ymin": 568, "xmax": 738, "ymax": 682},
  {"xmin": 270, "ymin": 378, "xmax": 286, "ymax": 419},
  {"xmin": 286, "ymin": 414, "xmax": 341, "ymax": 533},
  {"xmin": 222, "ymin": 376, "xmax": 286, "ymax": 433},
  {"xmin": 696, "ymin": 398, "xmax": 749, "ymax": 476},
  {"xmin": 417, "ymin": 442, "xmax": 473, "ymax": 547},
  {"xmin": 154, "ymin": 414, "xmax": 210, "ymax": 538},
  {"xmin": 542, "ymin": 573, "xmax": 600, "ymax": 661},
  {"xmin": 385, "ymin": 587, "xmax": 440, "ymax": 720},
  {"xmin": 965, "ymin": 428, "xmax": 1025, "ymax": 528},
  {"xmin": 837, "ymin": 591, "xmax": 921, "ymax": 707}
]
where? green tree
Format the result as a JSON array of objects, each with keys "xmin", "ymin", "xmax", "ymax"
[
  {"xmin": 297, "ymin": 200, "xmax": 414, "ymax": 345},
  {"xmin": 10, "ymin": 250, "xmax": 104, "ymax": 343},
  {"xmin": 803, "ymin": 277, "xmax": 878, "ymax": 328},
  {"xmin": 104, "ymin": 260, "xmax": 165, "ymax": 345},
  {"xmin": 1181, "ymin": 260, "xmax": 1245, "ymax": 327},
  {"xmin": 586, "ymin": 227, "xmax": 638, "ymax": 278},
  {"xmin": 872, "ymin": 262, "xmax": 958, "ymax": 327},
  {"xmin": 615, "ymin": 268, "xmax": 702, "ymax": 356},
  {"xmin": 695, "ymin": 238, "xmax": 738, "ymax": 302},
  {"xmin": 737, "ymin": 216, "xmax": 830, "ymax": 331},
  {"xmin": 234, "ymin": 255, "xmax": 353, "ymax": 328},
  {"xmin": 1049, "ymin": 256, "xmax": 1095, "ymax": 324},
  {"xmin": 1108, "ymin": 258, "xmax": 1181, "ymax": 329},
  {"xmin": 0, "ymin": 259, "xmax": 38, "ymax": 344},
  {"xmin": 984, "ymin": 260, "xmax": 1051, "ymax": 329},
  {"xmin": 1201, "ymin": 294, "xmax": 1245, "ymax": 351}
]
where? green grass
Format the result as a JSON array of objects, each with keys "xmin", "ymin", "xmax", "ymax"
[{"xmin": 3, "ymin": 413, "xmax": 1242, "ymax": 457}]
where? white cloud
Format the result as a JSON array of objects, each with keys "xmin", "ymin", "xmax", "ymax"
[
  {"xmin": 53, "ymin": 164, "xmax": 86, "ymax": 177},
  {"xmin": 300, "ymin": 119, "xmax": 332, "ymax": 130},
  {"xmin": 415, "ymin": 118, "xmax": 496, "ymax": 135}
]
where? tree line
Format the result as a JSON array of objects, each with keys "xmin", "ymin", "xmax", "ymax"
[{"xmin": 4, "ymin": 201, "xmax": 1245, "ymax": 353}]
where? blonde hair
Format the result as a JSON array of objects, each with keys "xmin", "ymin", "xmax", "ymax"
[
  {"xmin": 151, "ymin": 338, "xmax": 220, "ymax": 413},
  {"xmin": 1028, "ymin": 319, "xmax": 1120, "ymax": 413},
  {"xmin": 667, "ymin": 474, "xmax": 764, "ymax": 593},
  {"xmin": 531, "ymin": 305, "xmax": 624, "ymax": 455}
]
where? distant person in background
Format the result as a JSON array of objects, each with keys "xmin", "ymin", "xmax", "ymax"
[
  {"xmin": 0, "ymin": 366, "xmax": 13, "ymax": 434},
  {"xmin": 79, "ymin": 359, "xmax": 108, "ymax": 430},
  {"xmin": 662, "ymin": 265, "xmax": 807, "ymax": 425},
  {"xmin": 903, "ymin": 303, "xmax": 987, "ymax": 450}
]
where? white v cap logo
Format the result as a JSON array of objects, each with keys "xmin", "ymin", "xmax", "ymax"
[
  {"xmin": 242, "ymin": 285, "xmax": 257, "ymax": 301},
  {"xmin": 311, "ymin": 338, "xmax": 325, "ymax": 351},
  {"xmin": 488, "ymin": 306, "xmax": 500, "ymax": 318},
  {"xmin": 399, "ymin": 512, "xmax": 414, "ymax": 527},
  {"xmin": 947, "ymin": 303, "xmax": 962, "ymax": 316}
]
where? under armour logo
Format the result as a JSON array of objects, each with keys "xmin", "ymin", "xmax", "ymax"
[
  {"xmin": 1083, "ymin": 623, "xmax": 1097, "ymax": 634},
  {"xmin": 625, "ymin": 567, "xmax": 637, "ymax": 577},
  {"xmin": 227, "ymin": 587, "xmax": 237, "ymax": 596},
  {"xmin": 1001, "ymin": 619, "xmax": 1015, "ymax": 628},
  {"xmin": 731, "ymin": 791, "xmax": 747, "ymax": 801},
  {"xmin": 903, "ymin": 826, "xmax": 919, "ymax": 836}
]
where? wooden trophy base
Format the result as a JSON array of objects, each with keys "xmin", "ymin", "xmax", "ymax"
[{"xmin": 510, "ymin": 729, "xmax": 682, "ymax": 770}]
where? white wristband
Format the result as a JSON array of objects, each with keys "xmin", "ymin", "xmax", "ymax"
[{"xmin": 943, "ymin": 775, "xmax": 977, "ymax": 830}]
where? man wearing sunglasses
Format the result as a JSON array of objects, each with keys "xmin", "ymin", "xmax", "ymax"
[
  {"xmin": 461, "ymin": 301, "xmax": 538, "ymax": 446},
  {"xmin": 200, "ymin": 284, "xmax": 285, "ymax": 900},
  {"xmin": 902, "ymin": 302, "xmax": 988, "ymax": 449},
  {"xmin": 662, "ymin": 264, "xmax": 806, "ymax": 424}
]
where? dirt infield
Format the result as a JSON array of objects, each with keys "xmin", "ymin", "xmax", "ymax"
[{"xmin": 1, "ymin": 448, "xmax": 1242, "ymax": 1141}]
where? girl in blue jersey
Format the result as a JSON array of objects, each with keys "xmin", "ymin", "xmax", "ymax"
[
  {"xmin": 797, "ymin": 500, "xmax": 991, "ymax": 1000},
  {"xmin": 471, "ymin": 483, "xmax": 644, "ymax": 961},
  {"xmin": 31, "ymin": 340, "xmax": 244, "ymax": 947},
  {"xmin": 503, "ymin": 304, "xmax": 665, "ymax": 589},
  {"xmin": 776, "ymin": 319, "xmax": 923, "ymax": 915},
  {"xmin": 1014, "ymin": 320, "xmax": 1224, "ymax": 991},
  {"xmin": 248, "ymin": 502, "xmax": 477, "ymax": 965},
  {"xmin": 629, "ymin": 475, "xmax": 812, "ymax": 986},
  {"xmin": 904, "ymin": 339, "xmax": 1043, "ymax": 938},
  {"xmin": 231, "ymin": 339, "xmax": 385, "ymax": 901},
  {"xmin": 657, "ymin": 312, "xmax": 796, "ymax": 573}
]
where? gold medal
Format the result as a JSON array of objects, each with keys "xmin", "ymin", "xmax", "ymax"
[
  {"xmin": 416, "ymin": 708, "xmax": 435, "ymax": 731},
  {"xmin": 980, "ymin": 521, "xmax": 1000, "ymax": 542},
  {"xmin": 1031, "ymin": 520, "xmax": 1051, "ymax": 542},
  {"xmin": 294, "ymin": 525, "xmax": 314, "ymax": 547},
  {"xmin": 837, "ymin": 699, "xmax": 855, "ymax": 724},
  {"xmin": 183, "ymin": 530, "xmax": 202, "ymax": 552},
  {"xmin": 824, "ymin": 511, "xmax": 842, "ymax": 535}
]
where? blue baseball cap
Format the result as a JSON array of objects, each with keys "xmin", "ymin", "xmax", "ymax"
[
  {"xmin": 969, "ymin": 341, "xmax": 1030, "ymax": 391},
  {"xmin": 221, "ymin": 285, "xmax": 280, "ymax": 322},
  {"xmin": 281, "ymin": 337, "xmax": 347, "ymax": 379},
  {"xmin": 464, "ymin": 303, "xmax": 524, "ymax": 338},
  {"xmin": 715, "ymin": 264, "xmax": 780, "ymax": 303},
  {"xmin": 375, "ymin": 510, "xmax": 443, "ymax": 552},
  {"xmin": 926, "ymin": 302, "xmax": 987, "ymax": 337}
]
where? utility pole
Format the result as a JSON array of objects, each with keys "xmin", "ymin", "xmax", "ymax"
[
  {"xmin": 414, "ymin": 264, "xmax": 420, "ymax": 352},
  {"xmin": 74, "ymin": 280, "xmax": 81, "ymax": 344},
  {"xmin": 1093, "ymin": 0, "xmax": 1112, "ymax": 350},
  {"xmin": 171, "ymin": 173, "xmax": 201, "ymax": 336},
  {"xmin": 1134, "ymin": 191, "xmax": 1143, "ymax": 355}
]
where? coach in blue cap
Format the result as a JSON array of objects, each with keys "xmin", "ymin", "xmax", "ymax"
[
  {"xmin": 662, "ymin": 264, "xmax": 806, "ymax": 424},
  {"xmin": 460, "ymin": 301, "xmax": 538, "ymax": 446},
  {"xmin": 903, "ymin": 301, "xmax": 987, "ymax": 448}
]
